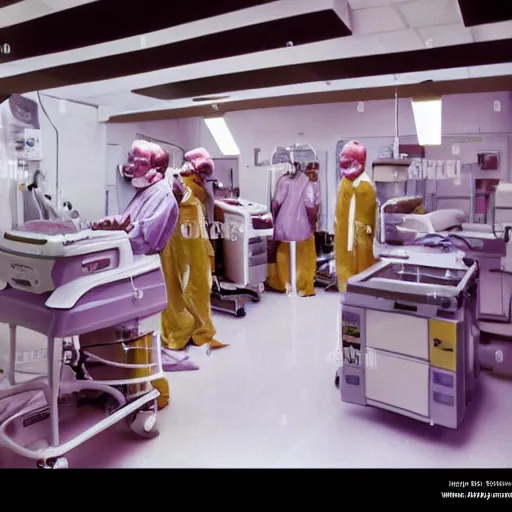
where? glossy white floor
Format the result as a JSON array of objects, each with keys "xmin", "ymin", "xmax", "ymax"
[{"xmin": 1, "ymin": 289, "xmax": 512, "ymax": 468}]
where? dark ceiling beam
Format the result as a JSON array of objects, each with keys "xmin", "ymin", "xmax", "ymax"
[
  {"xmin": 0, "ymin": 0, "xmax": 23, "ymax": 7},
  {"xmin": 457, "ymin": 0, "xmax": 512, "ymax": 26},
  {"xmin": 0, "ymin": 0, "xmax": 275, "ymax": 61},
  {"xmin": 0, "ymin": 9, "xmax": 350, "ymax": 95},
  {"xmin": 133, "ymin": 38, "xmax": 512, "ymax": 101},
  {"xmin": 109, "ymin": 75, "xmax": 512, "ymax": 123}
]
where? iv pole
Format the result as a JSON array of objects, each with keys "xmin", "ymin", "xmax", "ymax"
[
  {"xmin": 289, "ymin": 146, "xmax": 298, "ymax": 297},
  {"xmin": 288, "ymin": 240, "xmax": 298, "ymax": 297}
]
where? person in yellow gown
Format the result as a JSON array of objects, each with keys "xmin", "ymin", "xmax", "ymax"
[
  {"xmin": 267, "ymin": 162, "xmax": 320, "ymax": 297},
  {"xmin": 160, "ymin": 147, "xmax": 227, "ymax": 352},
  {"xmin": 334, "ymin": 140, "xmax": 378, "ymax": 293}
]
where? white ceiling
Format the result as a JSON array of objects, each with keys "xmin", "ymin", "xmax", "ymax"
[
  {"xmin": 0, "ymin": 0, "xmax": 97, "ymax": 28},
  {"xmin": 0, "ymin": 0, "xmax": 510, "ymax": 119}
]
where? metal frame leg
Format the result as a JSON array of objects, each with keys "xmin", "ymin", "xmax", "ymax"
[
  {"xmin": 8, "ymin": 325, "xmax": 16, "ymax": 386},
  {"xmin": 47, "ymin": 337, "xmax": 62, "ymax": 448}
]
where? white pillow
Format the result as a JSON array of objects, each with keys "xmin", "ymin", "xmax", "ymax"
[{"xmin": 426, "ymin": 209, "xmax": 466, "ymax": 231}]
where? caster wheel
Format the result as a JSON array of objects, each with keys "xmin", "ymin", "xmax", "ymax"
[
  {"xmin": 127, "ymin": 408, "xmax": 159, "ymax": 439},
  {"xmin": 37, "ymin": 457, "xmax": 69, "ymax": 469},
  {"xmin": 236, "ymin": 308, "xmax": 246, "ymax": 318},
  {"xmin": 334, "ymin": 371, "xmax": 340, "ymax": 387}
]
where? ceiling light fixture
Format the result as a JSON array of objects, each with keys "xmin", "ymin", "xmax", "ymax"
[
  {"xmin": 411, "ymin": 94, "xmax": 442, "ymax": 146},
  {"xmin": 204, "ymin": 116, "xmax": 240, "ymax": 156}
]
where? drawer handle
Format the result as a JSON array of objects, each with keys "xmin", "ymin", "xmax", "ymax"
[{"xmin": 433, "ymin": 338, "xmax": 453, "ymax": 352}]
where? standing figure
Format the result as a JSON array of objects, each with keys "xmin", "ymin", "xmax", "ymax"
[
  {"xmin": 267, "ymin": 163, "xmax": 320, "ymax": 297},
  {"xmin": 334, "ymin": 140, "xmax": 378, "ymax": 293},
  {"xmin": 92, "ymin": 139, "xmax": 179, "ymax": 410},
  {"xmin": 160, "ymin": 147, "xmax": 227, "ymax": 352},
  {"xmin": 178, "ymin": 147, "xmax": 217, "ymax": 268}
]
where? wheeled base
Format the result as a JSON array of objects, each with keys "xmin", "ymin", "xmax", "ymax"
[
  {"xmin": 315, "ymin": 273, "xmax": 338, "ymax": 292},
  {"xmin": 211, "ymin": 280, "xmax": 262, "ymax": 317},
  {"xmin": 37, "ymin": 456, "xmax": 69, "ymax": 469},
  {"xmin": 0, "ymin": 382, "xmax": 161, "ymax": 469},
  {"xmin": 211, "ymin": 294, "xmax": 247, "ymax": 317},
  {"xmin": 0, "ymin": 324, "xmax": 164, "ymax": 469}
]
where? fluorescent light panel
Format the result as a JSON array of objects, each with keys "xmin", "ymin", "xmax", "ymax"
[
  {"xmin": 204, "ymin": 116, "xmax": 240, "ymax": 156},
  {"xmin": 411, "ymin": 96, "xmax": 442, "ymax": 146}
]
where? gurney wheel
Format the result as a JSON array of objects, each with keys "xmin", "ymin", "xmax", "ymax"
[
  {"xmin": 37, "ymin": 456, "xmax": 69, "ymax": 469},
  {"xmin": 127, "ymin": 403, "xmax": 159, "ymax": 439},
  {"xmin": 236, "ymin": 308, "xmax": 246, "ymax": 318}
]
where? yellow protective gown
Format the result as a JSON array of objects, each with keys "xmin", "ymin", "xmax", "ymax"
[
  {"xmin": 160, "ymin": 185, "xmax": 226, "ymax": 351},
  {"xmin": 182, "ymin": 175, "xmax": 216, "ymax": 268},
  {"xmin": 335, "ymin": 172, "xmax": 378, "ymax": 293},
  {"xmin": 267, "ymin": 237, "xmax": 317, "ymax": 297}
]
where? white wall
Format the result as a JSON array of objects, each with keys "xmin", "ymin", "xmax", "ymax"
[
  {"xmin": 199, "ymin": 90, "xmax": 512, "ymax": 168},
  {"xmin": 193, "ymin": 91, "xmax": 512, "ymax": 230}
]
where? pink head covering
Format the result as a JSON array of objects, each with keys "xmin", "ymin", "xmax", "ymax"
[
  {"xmin": 122, "ymin": 140, "xmax": 170, "ymax": 189},
  {"xmin": 339, "ymin": 140, "xmax": 367, "ymax": 181},
  {"xmin": 182, "ymin": 147, "xmax": 214, "ymax": 178}
]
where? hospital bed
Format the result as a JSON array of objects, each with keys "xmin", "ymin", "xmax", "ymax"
[{"xmin": 0, "ymin": 227, "xmax": 166, "ymax": 468}]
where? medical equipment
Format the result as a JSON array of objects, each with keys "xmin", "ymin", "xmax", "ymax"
[
  {"xmin": 0, "ymin": 227, "xmax": 167, "ymax": 468},
  {"xmin": 407, "ymin": 226, "xmax": 512, "ymax": 378},
  {"xmin": 371, "ymin": 144, "xmax": 512, "ymax": 377},
  {"xmin": 1, "ymin": 94, "xmax": 42, "ymax": 163},
  {"xmin": 336, "ymin": 258, "xmax": 479, "ymax": 429},
  {"xmin": 211, "ymin": 197, "xmax": 273, "ymax": 317},
  {"xmin": 376, "ymin": 179, "xmax": 512, "ymax": 379},
  {"xmin": 1, "ymin": 95, "xmax": 43, "ymax": 232},
  {"xmin": 455, "ymin": 182, "xmax": 512, "ymax": 377},
  {"xmin": 372, "ymin": 158, "xmax": 411, "ymax": 204},
  {"xmin": 314, "ymin": 231, "xmax": 336, "ymax": 290}
]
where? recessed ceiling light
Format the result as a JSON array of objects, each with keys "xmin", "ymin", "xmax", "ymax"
[{"xmin": 192, "ymin": 95, "xmax": 230, "ymax": 102}]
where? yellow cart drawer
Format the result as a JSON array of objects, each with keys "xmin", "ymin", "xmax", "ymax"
[{"xmin": 429, "ymin": 319, "xmax": 457, "ymax": 372}]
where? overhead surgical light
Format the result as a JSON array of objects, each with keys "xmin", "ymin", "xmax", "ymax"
[
  {"xmin": 204, "ymin": 116, "xmax": 240, "ymax": 156},
  {"xmin": 411, "ymin": 95, "xmax": 442, "ymax": 146}
]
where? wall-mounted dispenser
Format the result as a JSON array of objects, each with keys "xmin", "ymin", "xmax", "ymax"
[{"xmin": 477, "ymin": 151, "xmax": 499, "ymax": 171}]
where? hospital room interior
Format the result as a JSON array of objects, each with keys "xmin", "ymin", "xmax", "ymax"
[{"xmin": 1, "ymin": 0, "xmax": 512, "ymax": 469}]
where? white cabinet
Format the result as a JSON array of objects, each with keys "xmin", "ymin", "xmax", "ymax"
[
  {"xmin": 366, "ymin": 309, "xmax": 429, "ymax": 359},
  {"xmin": 365, "ymin": 349, "xmax": 430, "ymax": 417}
]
